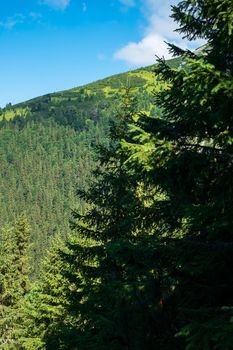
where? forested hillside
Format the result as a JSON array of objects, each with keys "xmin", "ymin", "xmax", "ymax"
[
  {"xmin": 0, "ymin": 56, "xmax": 181, "ymax": 124},
  {"xmin": 0, "ymin": 57, "xmax": 181, "ymax": 272},
  {"xmin": 0, "ymin": 121, "xmax": 97, "ymax": 272}
]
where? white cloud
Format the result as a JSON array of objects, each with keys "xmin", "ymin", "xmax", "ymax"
[
  {"xmin": 114, "ymin": 0, "xmax": 204, "ymax": 66},
  {"xmin": 119, "ymin": 0, "xmax": 135, "ymax": 7},
  {"xmin": 0, "ymin": 12, "xmax": 43, "ymax": 29},
  {"xmin": 0, "ymin": 14, "xmax": 25, "ymax": 29},
  {"xmin": 115, "ymin": 33, "xmax": 170, "ymax": 65},
  {"xmin": 42, "ymin": 0, "xmax": 70, "ymax": 10}
]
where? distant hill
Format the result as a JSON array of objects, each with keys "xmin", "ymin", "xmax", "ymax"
[
  {"xmin": 0, "ymin": 56, "xmax": 181, "ymax": 273},
  {"xmin": 0, "ymin": 56, "xmax": 182, "ymax": 126}
]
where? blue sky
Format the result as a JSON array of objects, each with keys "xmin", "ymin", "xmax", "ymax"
[{"xmin": 0, "ymin": 0, "xmax": 201, "ymax": 107}]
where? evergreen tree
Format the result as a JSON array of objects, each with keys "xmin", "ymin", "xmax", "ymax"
[
  {"xmin": 0, "ymin": 215, "xmax": 31, "ymax": 349},
  {"xmin": 11, "ymin": 82, "xmax": 172, "ymax": 349},
  {"xmin": 42, "ymin": 89, "xmax": 170, "ymax": 349},
  {"xmin": 124, "ymin": 0, "xmax": 233, "ymax": 348},
  {"xmin": 20, "ymin": 235, "xmax": 71, "ymax": 350}
]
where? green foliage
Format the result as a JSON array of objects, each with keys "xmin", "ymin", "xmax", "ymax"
[
  {"xmin": 0, "ymin": 215, "xmax": 31, "ymax": 349},
  {"xmin": 2, "ymin": 1, "xmax": 233, "ymax": 348},
  {"xmin": 27, "ymin": 88, "xmax": 181, "ymax": 349},
  {"xmin": 57, "ymin": 91, "xmax": 143, "ymax": 349},
  {"xmin": 0, "ymin": 120, "xmax": 99, "ymax": 273},
  {"xmin": 0, "ymin": 60, "xmax": 170, "ymax": 273},
  {"xmin": 123, "ymin": 0, "xmax": 233, "ymax": 348},
  {"xmin": 19, "ymin": 235, "xmax": 72, "ymax": 350},
  {"xmin": 0, "ymin": 66, "xmax": 158, "ymax": 128}
]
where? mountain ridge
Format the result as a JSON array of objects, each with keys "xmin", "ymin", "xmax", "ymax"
[{"xmin": 0, "ymin": 56, "xmax": 182, "ymax": 123}]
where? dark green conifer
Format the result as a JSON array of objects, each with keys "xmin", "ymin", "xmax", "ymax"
[
  {"xmin": 48, "ymin": 89, "xmax": 168, "ymax": 350},
  {"xmin": 124, "ymin": 0, "xmax": 233, "ymax": 348}
]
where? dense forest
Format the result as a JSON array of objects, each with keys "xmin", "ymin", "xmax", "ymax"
[
  {"xmin": 0, "ymin": 57, "xmax": 168, "ymax": 271},
  {"xmin": 0, "ymin": 55, "xmax": 181, "ymax": 271},
  {"xmin": 0, "ymin": 0, "xmax": 233, "ymax": 348}
]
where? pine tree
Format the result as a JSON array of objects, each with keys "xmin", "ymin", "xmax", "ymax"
[{"xmin": 124, "ymin": 0, "xmax": 233, "ymax": 348}]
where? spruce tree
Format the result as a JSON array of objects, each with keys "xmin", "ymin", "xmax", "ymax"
[
  {"xmin": 124, "ymin": 0, "xmax": 233, "ymax": 348},
  {"xmin": 20, "ymin": 235, "xmax": 71, "ymax": 350},
  {"xmin": 0, "ymin": 215, "xmax": 31, "ymax": 349},
  {"xmin": 44, "ymin": 89, "xmax": 172, "ymax": 349}
]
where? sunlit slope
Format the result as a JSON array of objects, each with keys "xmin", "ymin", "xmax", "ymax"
[{"xmin": 0, "ymin": 57, "xmax": 182, "ymax": 124}]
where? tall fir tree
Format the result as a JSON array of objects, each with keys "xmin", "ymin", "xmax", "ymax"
[
  {"xmin": 124, "ymin": 0, "xmax": 233, "ymax": 348},
  {"xmin": 58, "ymin": 89, "xmax": 141, "ymax": 349},
  {"xmin": 38, "ymin": 88, "xmax": 175, "ymax": 349}
]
